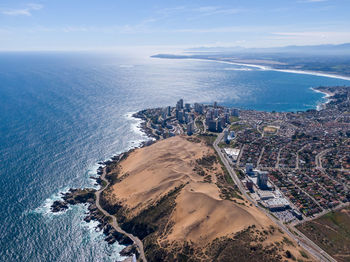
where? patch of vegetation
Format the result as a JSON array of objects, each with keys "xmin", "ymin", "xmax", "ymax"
[
  {"xmin": 186, "ymin": 136, "xmax": 201, "ymax": 143},
  {"xmin": 196, "ymin": 155, "xmax": 217, "ymax": 168},
  {"xmin": 100, "ymin": 188, "xmax": 122, "ymax": 215},
  {"xmin": 100, "ymin": 180, "xmax": 107, "ymax": 188},
  {"xmin": 193, "ymin": 165, "xmax": 206, "ymax": 176},
  {"xmin": 105, "ymin": 162, "xmax": 122, "ymax": 185},
  {"xmin": 229, "ymin": 123, "xmax": 247, "ymax": 132},
  {"xmin": 296, "ymin": 207, "xmax": 350, "ymax": 262},
  {"xmin": 236, "ymin": 169, "xmax": 245, "ymax": 179},
  {"xmin": 203, "ymin": 175, "xmax": 212, "ymax": 183},
  {"xmin": 282, "ymin": 236, "xmax": 295, "ymax": 247},
  {"xmin": 218, "ymin": 142, "xmax": 228, "ymax": 148},
  {"xmin": 197, "ymin": 134, "xmax": 217, "ymax": 146},
  {"xmin": 229, "ymin": 116, "xmax": 240, "ymax": 123},
  {"xmin": 208, "ymin": 149, "xmax": 242, "ymax": 201},
  {"xmin": 117, "ymin": 184, "xmax": 185, "ymax": 261},
  {"xmin": 206, "ymin": 227, "xmax": 284, "ymax": 262},
  {"xmin": 216, "ymin": 171, "xmax": 242, "ymax": 201},
  {"xmin": 285, "ymin": 250, "xmax": 296, "ymax": 260},
  {"xmin": 299, "ymin": 250, "xmax": 309, "ymax": 259}
]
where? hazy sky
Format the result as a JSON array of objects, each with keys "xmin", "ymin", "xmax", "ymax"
[{"xmin": 0, "ymin": 0, "xmax": 349, "ymax": 51}]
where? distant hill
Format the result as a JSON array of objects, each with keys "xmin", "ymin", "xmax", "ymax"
[
  {"xmin": 186, "ymin": 43, "xmax": 350, "ymax": 56},
  {"xmin": 152, "ymin": 43, "xmax": 350, "ymax": 78}
]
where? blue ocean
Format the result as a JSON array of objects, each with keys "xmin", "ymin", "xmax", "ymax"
[{"xmin": 1, "ymin": 52, "xmax": 349, "ymax": 262}]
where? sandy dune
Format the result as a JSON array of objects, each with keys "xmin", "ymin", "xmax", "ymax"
[
  {"xmin": 112, "ymin": 136, "xmax": 210, "ymax": 214},
  {"xmin": 108, "ymin": 136, "xmax": 310, "ymax": 261},
  {"xmin": 169, "ymin": 185, "xmax": 272, "ymax": 244},
  {"xmin": 112, "ymin": 136, "xmax": 271, "ymax": 241}
]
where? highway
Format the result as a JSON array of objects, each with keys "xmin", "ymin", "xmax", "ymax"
[{"xmin": 213, "ymin": 128, "xmax": 336, "ymax": 262}]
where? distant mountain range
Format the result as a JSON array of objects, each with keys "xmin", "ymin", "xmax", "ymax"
[{"xmin": 185, "ymin": 43, "xmax": 350, "ymax": 55}]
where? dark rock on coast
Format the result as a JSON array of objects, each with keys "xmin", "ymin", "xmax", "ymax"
[
  {"xmin": 51, "ymin": 200, "xmax": 69, "ymax": 212},
  {"xmin": 132, "ymin": 111, "xmax": 160, "ymax": 140},
  {"xmin": 50, "ymin": 188, "xmax": 96, "ymax": 213},
  {"xmin": 50, "ymin": 187, "xmax": 138, "ymax": 259},
  {"xmin": 120, "ymin": 244, "xmax": 138, "ymax": 257},
  {"xmin": 49, "ymin": 111, "xmax": 153, "ymax": 260}
]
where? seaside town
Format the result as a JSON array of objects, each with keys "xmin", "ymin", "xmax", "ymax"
[{"xmin": 133, "ymin": 86, "xmax": 350, "ymax": 225}]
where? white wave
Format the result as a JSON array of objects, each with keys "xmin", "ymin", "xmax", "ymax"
[
  {"xmin": 186, "ymin": 58, "xmax": 269, "ymax": 70},
  {"xmin": 78, "ymin": 206, "xmax": 128, "ymax": 261},
  {"xmin": 119, "ymin": 65, "xmax": 134, "ymax": 68},
  {"xmin": 224, "ymin": 67, "xmax": 253, "ymax": 71},
  {"xmin": 80, "ymin": 217, "xmax": 102, "ymax": 238},
  {"xmin": 89, "ymin": 112, "xmax": 151, "ymax": 169},
  {"xmin": 310, "ymin": 87, "xmax": 332, "ymax": 111},
  {"xmin": 32, "ymin": 187, "xmax": 71, "ymax": 216},
  {"xmin": 186, "ymin": 58, "xmax": 350, "ymax": 81},
  {"xmin": 86, "ymin": 163, "xmax": 103, "ymax": 189},
  {"xmin": 125, "ymin": 111, "xmax": 153, "ymax": 143},
  {"xmin": 275, "ymin": 68, "xmax": 350, "ymax": 81}
]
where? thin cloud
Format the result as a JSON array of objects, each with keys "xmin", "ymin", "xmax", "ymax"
[
  {"xmin": 271, "ymin": 31, "xmax": 350, "ymax": 44},
  {"xmin": 195, "ymin": 6, "xmax": 242, "ymax": 16},
  {"xmin": 273, "ymin": 31, "xmax": 350, "ymax": 37},
  {"xmin": 157, "ymin": 5, "xmax": 242, "ymax": 18},
  {"xmin": 174, "ymin": 25, "xmax": 271, "ymax": 34},
  {"xmin": 299, "ymin": 0, "xmax": 328, "ymax": 3},
  {"xmin": 2, "ymin": 3, "xmax": 43, "ymax": 16}
]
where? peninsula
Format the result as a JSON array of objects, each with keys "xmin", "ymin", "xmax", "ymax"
[
  {"xmin": 152, "ymin": 53, "xmax": 350, "ymax": 81},
  {"xmin": 52, "ymin": 86, "xmax": 350, "ymax": 262}
]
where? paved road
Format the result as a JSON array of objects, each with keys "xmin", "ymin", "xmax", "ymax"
[
  {"xmin": 213, "ymin": 129, "xmax": 336, "ymax": 262},
  {"xmin": 95, "ymin": 167, "xmax": 147, "ymax": 262}
]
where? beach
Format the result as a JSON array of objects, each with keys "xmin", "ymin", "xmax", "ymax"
[{"xmin": 184, "ymin": 57, "xmax": 350, "ymax": 81}]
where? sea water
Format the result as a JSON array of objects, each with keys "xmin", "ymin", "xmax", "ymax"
[{"xmin": 0, "ymin": 52, "xmax": 349, "ymax": 262}]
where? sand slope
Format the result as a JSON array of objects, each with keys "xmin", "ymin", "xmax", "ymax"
[
  {"xmin": 107, "ymin": 136, "xmax": 311, "ymax": 261},
  {"xmin": 112, "ymin": 136, "xmax": 271, "ymax": 242},
  {"xmin": 112, "ymin": 136, "xmax": 208, "ymax": 213},
  {"xmin": 169, "ymin": 185, "xmax": 272, "ymax": 244}
]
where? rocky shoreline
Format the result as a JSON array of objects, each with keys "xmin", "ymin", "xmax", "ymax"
[
  {"xmin": 132, "ymin": 111, "xmax": 160, "ymax": 140},
  {"xmin": 51, "ymin": 168, "xmax": 137, "ymax": 259},
  {"xmin": 50, "ymin": 119, "xmax": 158, "ymax": 261}
]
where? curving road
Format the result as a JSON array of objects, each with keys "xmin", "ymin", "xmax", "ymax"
[
  {"xmin": 95, "ymin": 167, "xmax": 147, "ymax": 262},
  {"xmin": 213, "ymin": 128, "xmax": 336, "ymax": 262}
]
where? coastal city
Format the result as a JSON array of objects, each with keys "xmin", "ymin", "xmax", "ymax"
[
  {"xmin": 50, "ymin": 85, "xmax": 350, "ymax": 262},
  {"xmin": 4, "ymin": 1, "xmax": 350, "ymax": 261},
  {"xmin": 133, "ymin": 86, "xmax": 350, "ymax": 225}
]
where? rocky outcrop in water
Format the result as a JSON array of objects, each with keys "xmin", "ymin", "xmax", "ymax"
[{"xmin": 50, "ymin": 186, "xmax": 138, "ymax": 259}]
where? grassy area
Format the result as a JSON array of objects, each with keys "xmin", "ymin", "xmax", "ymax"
[
  {"xmin": 236, "ymin": 169, "xmax": 245, "ymax": 180},
  {"xmin": 229, "ymin": 116, "xmax": 240, "ymax": 123},
  {"xmin": 197, "ymin": 134, "xmax": 217, "ymax": 146},
  {"xmin": 199, "ymin": 134, "xmax": 243, "ymax": 201},
  {"xmin": 296, "ymin": 207, "xmax": 350, "ymax": 262},
  {"xmin": 218, "ymin": 140, "xmax": 238, "ymax": 149},
  {"xmin": 99, "ymin": 180, "xmax": 107, "ymax": 188},
  {"xmin": 215, "ymin": 153, "xmax": 243, "ymax": 200},
  {"xmin": 229, "ymin": 123, "xmax": 247, "ymax": 132},
  {"xmin": 207, "ymin": 227, "xmax": 287, "ymax": 262},
  {"xmin": 299, "ymin": 250, "xmax": 309, "ymax": 259},
  {"xmin": 218, "ymin": 141, "xmax": 229, "ymax": 148}
]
